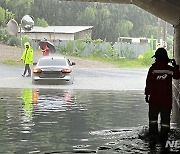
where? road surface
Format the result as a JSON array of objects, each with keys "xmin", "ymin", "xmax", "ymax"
[{"xmin": 0, "ymin": 64, "xmax": 148, "ymax": 90}]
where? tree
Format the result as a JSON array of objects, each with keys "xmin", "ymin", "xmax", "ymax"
[
  {"xmin": 35, "ymin": 18, "xmax": 48, "ymax": 27},
  {"xmin": 0, "ymin": 7, "xmax": 14, "ymax": 27},
  {"xmin": 77, "ymin": 6, "xmax": 96, "ymax": 25},
  {"xmin": 0, "ymin": 0, "xmax": 173, "ymax": 42},
  {"xmin": 5, "ymin": 0, "xmax": 34, "ymax": 23},
  {"xmin": 142, "ymin": 25, "xmax": 158, "ymax": 38},
  {"xmin": 115, "ymin": 20, "xmax": 133, "ymax": 37},
  {"xmin": 92, "ymin": 4, "xmax": 111, "ymax": 40},
  {"xmin": 0, "ymin": 7, "xmax": 6, "ymax": 26}
]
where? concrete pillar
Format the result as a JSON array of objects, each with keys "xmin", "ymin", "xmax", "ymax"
[{"xmin": 171, "ymin": 23, "xmax": 180, "ymax": 126}]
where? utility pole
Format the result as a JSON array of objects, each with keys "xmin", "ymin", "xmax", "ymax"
[
  {"xmin": 162, "ymin": 20, "xmax": 167, "ymax": 48},
  {"xmin": 157, "ymin": 18, "xmax": 161, "ymax": 44}
]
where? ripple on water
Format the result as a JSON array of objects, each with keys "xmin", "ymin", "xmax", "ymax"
[{"xmin": 1, "ymin": 89, "xmax": 180, "ymax": 153}]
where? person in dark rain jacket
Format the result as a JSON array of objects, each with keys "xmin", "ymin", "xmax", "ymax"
[{"xmin": 145, "ymin": 48, "xmax": 180, "ymax": 146}]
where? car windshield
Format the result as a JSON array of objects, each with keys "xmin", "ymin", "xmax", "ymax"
[{"xmin": 38, "ymin": 58, "xmax": 67, "ymax": 66}]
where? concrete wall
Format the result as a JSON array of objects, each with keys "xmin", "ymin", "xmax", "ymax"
[
  {"xmin": 74, "ymin": 29, "xmax": 92, "ymax": 40},
  {"xmin": 113, "ymin": 42, "xmax": 150, "ymax": 58},
  {"xmin": 172, "ymin": 24, "xmax": 180, "ymax": 126}
]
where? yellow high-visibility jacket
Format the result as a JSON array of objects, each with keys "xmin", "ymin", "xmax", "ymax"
[{"xmin": 21, "ymin": 42, "xmax": 33, "ymax": 64}]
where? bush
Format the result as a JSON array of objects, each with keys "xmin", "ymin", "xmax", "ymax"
[
  {"xmin": 0, "ymin": 28, "xmax": 9, "ymax": 43},
  {"xmin": 8, "ymin": 36, "xmax": 21, "ymax": 46},
  {"xmin": 141, "ymin": 49, "xmax": 154, "ymax": 66},
  {"xmin": 75, "ymin": 40, "xmax": 86, "ymax": 56},
  {"xmin": 22, "ymin": 36, "xmax": 31, "ymax": 46},
  {"xmin": 118, "ymin": 46, "xmax": 135, "ymax": 59},
  {"xmin": 36, "ymin": 18, "xmax": 49, "ymax": 27},
  {"xmin": 57, "ymin": 41, "xmax": 75, "ymax": 56},
  {"xmin": 57, "ymin": 44, "xmax": 66, "ymax": 54}
]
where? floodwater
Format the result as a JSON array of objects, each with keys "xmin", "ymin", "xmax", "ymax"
[{"xmin": 0, "ymin": 88, "xmax": 180, "ymax": 154}]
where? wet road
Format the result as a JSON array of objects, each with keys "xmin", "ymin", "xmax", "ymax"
[
  {"xmin": 0, "ymin": 65, "xmax": 147, "ymax": 90},
  {"xmin": 1, "ymin": 88, "xmax": 180, "ymax": 154},
  {"xmin": 0, "ymin": 89, "xmax": 149, "ymax": 154},
  {"xmin": 1, "ymin": 65, "xmax": 180, "ymax": 153}
]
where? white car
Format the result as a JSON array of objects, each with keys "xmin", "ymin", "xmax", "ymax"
[{"xmin": 32, "ymin": 56, "xmax": 75, "ymax": 84}]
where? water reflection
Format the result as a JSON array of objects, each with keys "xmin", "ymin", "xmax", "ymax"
[
  {"xmin": 21, "ymin": 88, "xmax": 33, "ymax": 122},
  {"xmin": 0, "ymin": 88, "xmax": 179, "ymax": 153}
]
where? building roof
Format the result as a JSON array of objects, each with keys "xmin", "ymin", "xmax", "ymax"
[{"xmin": 23, "ymin": 26, "xmax": 93, "ymax": 34}]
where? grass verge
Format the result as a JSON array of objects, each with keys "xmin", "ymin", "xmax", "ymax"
[
  {"xmin": 0, "ymin": 59, "xmax": 24, "ymax": 66},
  {"xmin": 0, "ymin": 53, "xmax": 151, "ymax": 68},
  {"xmin": 79, "ymin": 55, "xmax": 150, "ymax": 68}
]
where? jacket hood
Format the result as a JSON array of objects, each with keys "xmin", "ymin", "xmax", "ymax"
[{"xmin": 24, "ymin": 42, "xmax": 31, "ymax": 47}]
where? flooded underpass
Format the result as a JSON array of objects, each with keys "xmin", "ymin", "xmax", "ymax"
[{"xmin": 1, "ymin": 88, "xmax": 180, "ymax": 154}]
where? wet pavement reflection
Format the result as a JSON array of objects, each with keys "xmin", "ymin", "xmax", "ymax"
[{"xmin": 0, "ymin": 88, "xmax": 180, "ymax": 154}]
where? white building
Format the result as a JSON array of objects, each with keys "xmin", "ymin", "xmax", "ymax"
[
  {"xmin": 22, "ymin": 26, "xmax": 93, "ymax": 40},
  {"xmin": 19, "ymin": 26, "xmax": 93, "ymax": 48}
]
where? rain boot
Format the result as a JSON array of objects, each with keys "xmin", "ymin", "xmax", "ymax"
[
  {"xmin": 159, "ymin": 125, "xmax": 170, "ymax": 149},
  {"xmin": 149, "ymin": 122, "xmax": 158, "ymax": 149}
]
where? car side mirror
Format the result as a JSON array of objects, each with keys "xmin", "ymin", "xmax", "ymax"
[{"xmin": 71, "ymin": 62, "xmax": 76, "ymax": 66}]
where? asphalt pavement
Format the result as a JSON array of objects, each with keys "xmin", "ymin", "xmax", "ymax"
[{"xmin": 0, "ymin": 64, "xmax": 148, "ymax": 90}]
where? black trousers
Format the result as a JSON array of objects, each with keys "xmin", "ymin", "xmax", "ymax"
[
  {"xmin": 149, "ymin": 107, "xmax": 171, "ymax": 142},
  {"xmin": 23, "ymin": 64, "xmax": 31, "ymax": 76}
]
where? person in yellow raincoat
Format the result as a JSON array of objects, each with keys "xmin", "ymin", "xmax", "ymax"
[{"xmin": 17, "ymin": 42, "xmax": 33, "ymax": 77}]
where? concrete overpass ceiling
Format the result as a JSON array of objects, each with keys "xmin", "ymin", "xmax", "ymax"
[
  {"xmin": 64, "ymin": 0, "xmax": 180, "ymax": 26},
  {"xmin": 133, "ymin": 0, "xmax": 180, "ymax": 27},
  {"xmin": 65, "ymin": 0, "xmax": 133, "ymax": 3}
]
